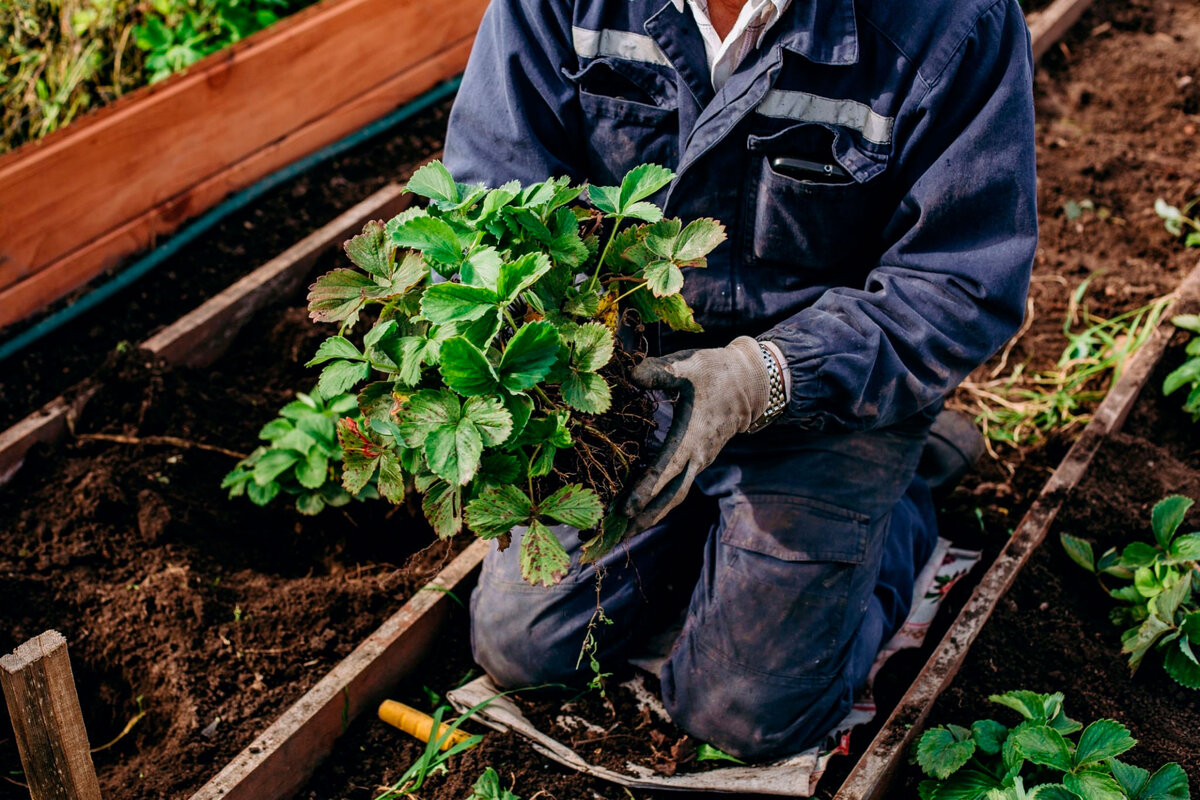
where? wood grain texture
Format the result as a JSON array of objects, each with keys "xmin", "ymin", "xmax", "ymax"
[
  {"xmin": 1, "ymin": 631, "xmax": 103, "ymax": 800},
  {"xmin": 835, "ymin": 258, "xmax": 1200, "ymax": 800},
  {"xmin": 0, "ymin": 0, "xmax": 481, "ymax": 327},
  {"xmin": 187, "ymin": 539, "xmax": 489, "ymax": 800},
  {"xmin": 0, "ymin": 386, "xmax": 98, "ymax": 487}
]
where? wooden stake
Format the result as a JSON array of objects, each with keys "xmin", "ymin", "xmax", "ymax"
[{"xmin": 0, "ymin": 631, "xmax": 103, "ymax": 800}]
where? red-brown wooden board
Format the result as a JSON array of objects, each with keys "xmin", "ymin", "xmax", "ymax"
[{"xmin": 0, "ymin": 0, "xmax": 482, "ymax": 329}]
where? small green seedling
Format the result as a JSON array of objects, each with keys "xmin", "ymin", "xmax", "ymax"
[
  {"xmin": 695, "ymin": 743, "xmax": 745, "ymax": 764},
  {"xmin": 1163, "ymin": 315, "xmax": 1200, "ymax": 421},
  {"xmin": 1155, "ymin": 197, "xmax": 1200, "ymax": 249},
  {"xmin": 465, "ymin": 767, "xmax": 520, "ymax": 800},
  {"xmin": 913, "ymin": 690, "xmax": 1190, "ymax": 800},
  {"xmin": 375, "ymin": 693, "xmax": 518, "ymax": 799},
  {"xmin": 1061, "ymin": 494, "xmax": 1200, "ymax": 689},
  {"xmin": 305, "ymin": 161, "xmax": 724, "ymax": 584},
  {"xmin": 221, "ymin": 387, "xmax": 377, "ymax": 514}
]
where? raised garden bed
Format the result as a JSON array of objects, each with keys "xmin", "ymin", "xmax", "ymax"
[
  {"xmin": 894, "ymin": 306, "xmax": 1200, "ymax": 796},
  {"xmin": 0, "ymin": 187, "xmax": 480, "ymax": 799},
  {"xmin": 0, "ymin": 0, "xmax": 486, "ymax": 330}
]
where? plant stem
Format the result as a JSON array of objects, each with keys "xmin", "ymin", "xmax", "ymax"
[
  {"xmin": 612, "ymin": 281, "xmax": 648, "ymax": 304},
  {"xmin": 588, "ymin": 215, "xmax": 625, "ymax": 293},
  {"xmin": 76, "ymin": 432, "xmax": 247, "ymax": 459}
]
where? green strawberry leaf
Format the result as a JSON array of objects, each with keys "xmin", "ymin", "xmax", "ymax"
[
  {"xmin": 376, "ymin": 450, "xmax": 406, "ymax": 504},
  {"xmin": 462, "ymin": 396, "xmax": 513, "ymax": 446},
  {"xmin": 970, "ymin": 719, "xmax": 1008, "ymax": 755},
  {"xmin": 465, "ymin": 485, "xmax": 534, "ymax": 538},
  {"xmin": 337, "ymin": 418, "xmax": 382, "ymax": 494},
  {"xmin": 253, "ymin": 450, "xmax": 300, "ymax": 486},
  {"xmin": 391, "ymin": 216, "xmax": 466, "ymax": 274},
  {"xmin": 539, "ymin": 484, "xmax": 603, "ymax": 530},
  {"xmin": 462, "ymin": 247, "xmax": 503, "ymax": 291},
  {"xmin": 567, "ymin": 322, "xmax": 614, "ymax": 372},
  {"xmin": 1074, "ymin": 719, "xmax": 1136, "ymax": 768},
  {"xmin": 499, "ymin": 321, "xmax": 560, "ymax": 392},
  {"xmin": 295, "ymin": 492, "xmax": 325, "ymax": 516},
  {"xmin": 520, "ymin": 519, "xmax": 571, "ymax": 586},
  {"xmin": 440, "ymin": 337, "xmax": 500, "ymax": 397},
  {"xmin": 618, "ymin": 163, "xmax": 674, "ymax": 211},
  {"xmin": 1009, "ymin": 724, "xmax": 1073, "ymax": 772},
  {"xmin": 561, "ymin": 371, "xmax": 611, "ymax": 414},
  {"xmin": 1152, "ymin": 495, "xmax": 1193, "ymax": 548},
  {"xmin": 1140, "ymin": 762, "xmax": 1191, "ymax": 800},
  {"xmin": 425, "ymin": 418, "xmax": 483, "ymax": 486},
  {"xmin": 1163, "ymin": 638, "xmax": 1200, "ymax": 688},
  {"xmin": 1063, "ymin": 772, "xmax": 1124, "ymax": 800},
  {"xmin": 308, "ymin": 268, "xmax": 378, "ymax": 328},
  {"xmin": 295, "ymin": 450, "xmax": 329, "ymax": 490},
  {"xmin": 497, "ymin": 252, "xmax": 552, "ymax": 301},
  {"xmin": 1108, "ymin": 758, "xmax": 1150, "ymax": 799},
  {"xmin": 587, "ymin": 184, "xmax": 621, "ymax": 216},
  {"xmin": 405, "ymin": 160, "xmax": 460, "ymax": 206},
  {"xmin": 422, "ymin": 479, "xmax": 462, "ymax": 539},
  {"xmin": 673, "ymin": 217, "xmax": 726, "ymax": 262},
  {"xmin": 343, "ymin": 219, "xmax": 392, "ymax": 278},
  {"xmin": 644, "ymin": 259, "xmax": 684, "ymax": 297},
  {"xmin": 1060, "ymin": 532, "xmax": 1096, "ymax": 572},
  {"xmin": 420, "ymin": 283, "xmax": 498, "ymax": 324},
  {"xmin": 306, "ymin": 336, "xmax": 363, "ymax": 367},
  {"xmin": 317, "ymin": 359, "xmax": 371, "ymax": 398},
  {"xmin": 916, "ymin": 725, "xmax": 975, "ymax": 779}
]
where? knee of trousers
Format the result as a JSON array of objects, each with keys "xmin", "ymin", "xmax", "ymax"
[
  {"xmin": 659, "ymin": 639, "xmax": 856, "ymax": 761},
  {"xmin": 469, "ymin": 555, "xmax": 625, "ymax": 689}
]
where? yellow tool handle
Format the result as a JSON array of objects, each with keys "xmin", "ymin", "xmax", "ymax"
[{"xmin": 377, "ymin": 700, "xmax": 474, "ymax": 751}]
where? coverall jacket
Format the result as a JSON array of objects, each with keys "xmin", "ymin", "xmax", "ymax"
[{"xmin": 444, "ymin": 0, "xmax": 1037, "ymax": 759}]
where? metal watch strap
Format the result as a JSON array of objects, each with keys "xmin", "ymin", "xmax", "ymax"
[{"xmin": 747, "ymin": 342, "xmax": 786, "ymax": 433}]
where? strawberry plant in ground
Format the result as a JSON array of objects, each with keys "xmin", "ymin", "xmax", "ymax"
[
  {"xmin": 914, "ymin": 690, "xmax": 1189, "ymax": 800},
  {"xmin": 304, "ymin": 161, "xmax": 725, "ymax": 585},
  {"xmin": 1062, "ymin": 494, "xmax": 1200, "ymax": 690}
]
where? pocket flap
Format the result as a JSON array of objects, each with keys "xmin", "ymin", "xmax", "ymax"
[{"xmin": 721, "ymin": 495, "xmax": 868, "ymax": 563}]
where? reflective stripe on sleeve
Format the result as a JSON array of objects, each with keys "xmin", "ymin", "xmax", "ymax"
[
  {"xmin": 572, "ymin": 26, "xmax": 671, "ymax": 66},
  {"xmin": 757, "ymin": 89, "xmax": 894, "ymax": 145}
]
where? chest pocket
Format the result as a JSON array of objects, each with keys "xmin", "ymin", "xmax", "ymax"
[
  {"xmin": 743, "ymin": 121, "xmax": 889, "ymax": 273},
  {"xmin": 565, "ymin": 58, "xmax": 679, "ymax": 185}
]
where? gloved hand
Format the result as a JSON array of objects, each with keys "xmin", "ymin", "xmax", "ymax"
[{"xmin": 621, "ymin": 336, "xmax": 772, "ymax": 532}]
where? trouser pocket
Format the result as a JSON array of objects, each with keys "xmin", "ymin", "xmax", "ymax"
[{"xmin": 705, "ymin": 493, "xmax": 872, "ymax": 681}]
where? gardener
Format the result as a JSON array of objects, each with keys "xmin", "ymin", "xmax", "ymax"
[{"xmin": 443, "ymin": 0, "xmax": 1037, "ymax": 760}]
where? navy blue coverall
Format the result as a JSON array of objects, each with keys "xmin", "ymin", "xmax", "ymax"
[{"xmin": 443, "ymin": 0, "xmax": 1037, "ymax": 759}]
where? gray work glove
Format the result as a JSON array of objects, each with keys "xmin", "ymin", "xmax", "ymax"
[{"xmin": 621, "ymin": 336, "xmax": 771, "ymax": 532}]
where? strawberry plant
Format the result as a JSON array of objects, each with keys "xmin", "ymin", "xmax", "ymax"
[
  {"xmin": 1163, "ymin": 315, "xmax": 1200, "ymax": 421},
  {"xmin": 304, "ymin": 161, "xmax": 723, "ymax": 585},
  {"xmin": 914, "ymin": 690, "xmax": 1190, "ymax": 800},
  {"xmin": 221, "ymin": 386, "xmax": 377, "ymax": 514},
  {"xmin": 1061, "ymin": 495, "xmax": 1200, "ymax": 689}
]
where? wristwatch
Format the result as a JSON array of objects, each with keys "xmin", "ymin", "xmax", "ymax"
[{"xmin": 747, "ymin": 341, "xmax": 787, "ymax": 433}]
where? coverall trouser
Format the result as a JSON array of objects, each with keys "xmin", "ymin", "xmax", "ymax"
[{"xmin": 469, "ymin": 413, "xmax": 938, "ymax": 760}]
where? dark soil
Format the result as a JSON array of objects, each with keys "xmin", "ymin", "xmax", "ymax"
[
  {"xmin": 5, "ymin": 0, "xmax": 1200, "ymax": 796},
  {"xmin": 897, "ymin": 337, "xmax": 1200, "ymax": 795},
  {"xmin": 0, "ymin": 297, "xmax": 464, "ymax": 800},
  {"xmin": 0, "ymin": 97, "xmax": 452, "ymax": 431}
]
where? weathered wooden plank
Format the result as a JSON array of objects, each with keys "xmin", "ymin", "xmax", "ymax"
[
  {"xmin": 0, "ymin": 181, "xmax": 412, "ymax": 487},
  {"xmin": 187, "ymin": 539, "xmax": 489, "ymax": 800},
  {"xmin": 142, "ymin": 184, "xmax": 411, "ymax": 367},
  {"xmin": 0, "ymin": 0, "xmax": 484, "ymax": 324},
  {"xmin": 0, "ymin": 37, "xmax": 469, "ymax": 331},
  {"xmin": 0, "ymin": 386, "xmax": 98, "ymax": 487},
  {"xmin": 836, "ymin": 259, "xmax": 1200, "ymax": 800},
  {"xmin": 1, "ymin": 631, "xmax": 103, "ymax": 800},
  {"xmin": 1027, "ymin": 0, "xmax": 1098, "ymax": 60}
]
